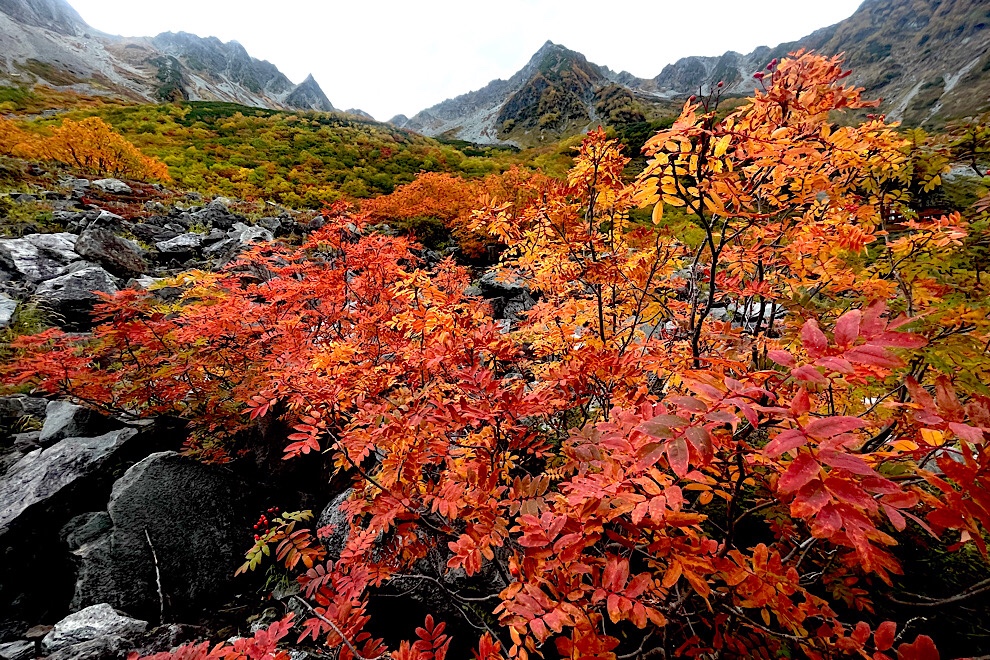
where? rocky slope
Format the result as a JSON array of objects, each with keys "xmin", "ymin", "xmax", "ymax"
[
  {"xmin": 396, "ymin": 0, "xmax": 990, "ymax": 144},
  {"xmin": 0, "ymin": 0, "xmax": 335, "ymax": 112},
  {"xmin": 390, "ymin": 41, "xmax": 669, "ymax": 145}
]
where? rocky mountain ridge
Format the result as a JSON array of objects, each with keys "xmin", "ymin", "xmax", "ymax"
[
  {"xmin": 0, "ymin": 0, "xmax": 335, "ymax": 112},
  {"xmin": 390, "ymin": 41, "xmax": 666, "ymax": 145},
  {"xmin": 395, "ymin": 0, "xmax": 990, "ymax": 144}
]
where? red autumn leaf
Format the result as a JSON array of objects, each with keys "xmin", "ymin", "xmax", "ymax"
[
  {"xmin": 875, "ymin": 621, "xmax": 897, "ymax": 651},
  {"xmin": 834, "ymin": 309, "xmax": 861, "ymax": 348},
  {"xmin": 801, "ymin": 319, "xmax": 829, "ymax": 357},
  {"xmin": 896, "ymin": 635, "xmax": 940, "ymax": 660},
  {"xmin": 804, "ymin": 416, "xmax": 867, "ymax": 439},
  {"xmin": 792, "ymin": 364, "xmax": 828, "ymax": 384},
  {"xmin": 768, "ymin": 349, "xmax": 796, "ymax": 367},
  {"xmin": 845, "ymin": 345, "xmax": 902, "ymax": 368},
  {"xmin": 778, "ymin": 453, "xmax": 821, "ymax": 494},
  {"xmin": 667, "ymin": 436, "xmax": 690, "ymax": 478},
  {"xmin": 819, "ymin": 449, "xmax": 875, "ymax": 476},
  {"xmin": 765, "ymin": 429, "xmax": 808, "ymax": 458}
]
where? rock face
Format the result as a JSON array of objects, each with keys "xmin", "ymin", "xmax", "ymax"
[
  {"xmin": 73, "ymin": 229, "xmax": 147, "ymax": 277},
  {"xmin": 33, "ymin": 265, "xmax": 118, "ymax": 331},
  {"xmin": 0, "ymin": 233, "xmax": 80, "ymax": 283},
  {"xmin": 0, "ymin": 294, "xmax": 16, "ymax": 329},
  {"xmin": 0, "ymin": 429, "xmax": 137, "ymax": 536},
  {"xmin": 283, "ymin": 73, "xmax": 335, "ymax": 112},
  {"xmin": 70, "ymin": 452, "xmax": 254, "ymax": 621},
  {"xmin": 317, "ymin": 489, "xmax": 353, "ymax": 559},
  {"xmin": 0, "ymin": 0, "xmax": 86, "ymax": 36},
  {"xmin": 0, "ymin": 639, "xmax": 32, "ymax": 660},
  {"xmin": 38, "ymin": 401, "xmax": 116, "ymax": 448},
  {"xmin": 155, "ymin": 233, "xmax": 203, "ymax": 255},
  {"xmin": 42, "ymin": 604, "xmax": 147, "ymax": 657}
]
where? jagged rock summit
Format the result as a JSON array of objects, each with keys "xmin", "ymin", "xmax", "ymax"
[
  {"xmin": 390, "ymin": 40, "xmax": 657, "ymax": 145},
  {"xmin": 284, "ymin": 73, "xmax": 335, "ymax": 112},
  {"xmin": 0, "ymin": 0, "xmax": 335, "ymax": 112}
]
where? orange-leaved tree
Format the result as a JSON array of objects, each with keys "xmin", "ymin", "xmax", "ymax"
[
  {"xmin": 6, "ymin": 52, "xmax": 990, "ymax": 659},
  {"xmin": 2, "ymin": 116, "xmax": 170, "ymax": 182}
]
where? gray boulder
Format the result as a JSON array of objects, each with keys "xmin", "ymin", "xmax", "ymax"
[
  {"xmin": 91, "ymin": 179, "xmax": 132, "ymax": 195},
  {"xmin": 91, "ymin": 210, "xmax": 125, "ymax": 228},
  {"xmin": 189, "ymin": 199, "xmax": 243, "ymax": 231},
  {"xmin": 11, "ymin": 432, "xmax": 41, "ymax": 453},
  {"xmin": 74, "ymin": 229, "xmax": 148, "ymax": 277},
  {"xmin": 256, "ymin": 217, "xmax": 283, "ymax": 235},
  {"xmin": 42, "ymin": 604, "xmax": 146, "ymax": 654},
  {"xmin": 227, "ymin": 223, "xmax": 273, "ymax": 246},
  {"xmin": 155, "ymin": 233, "xmax": 203, "ymax": 255},
  {"xmin": 0, "ymin": 233, "xmax": 80, "ymax": 283},
  {"xmin": 39, "ymin": 400, "xmax": 115, "ymax": 448},
  {"xmin": 317, "ymin": 489, "xmax": 353, "ymax": 559},
  {"xmin": 503, "ymin": 291, "xmax": 536, "ymax": 321},
  {"xmin": 0, "ymin": 429, "xmax": 137, "ymax": 536},
  {"xmin": 0, "ymin": 394, "xmax": 48, "ymax": 422},
  {"xmin": 70, "ymin": 451, "xmax": 253, "ymax": 620},
  {"xmin": 0, "ymin": 640, "xmax": 32, "ymax": 660},
  {"xmin": 238, "ymin": 226, "xmax": 274, "ymax": 246},
  {"xmin": 479, "ymin": 269, "xmax": 530, "ymax": 299},
  {"xmin": 45, "ymin": 636, "xmax": 132, "ymax": 660},
  {"xmin": 59, "ymin": 178, "xmax": 90, "ymax": 191},
  {"xmin": 127, "ymin": 223, "xmax": 177, "ymax": 245},
  {"xmin": 62, "ymin": 512, "xmax": 112, "ymax": 551},
  {"xmin": 0, "ymin": 293, "xmax": 17, "ymax": 328},
  {"xmin": 203, "ymin": 238, "xmax": 239, "ymax": 257},
  {"xmin": 34, "ymin": 265, "xmax": 118, "ymax": 330}
]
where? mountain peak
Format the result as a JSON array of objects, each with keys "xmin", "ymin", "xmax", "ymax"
[
  {"xmin": 285, "ymin": 74, "xmax": 335, "ymax": 112},
  {"xmin": 528, "ymin": 40, "xmax": 566, "ymax": 64}
]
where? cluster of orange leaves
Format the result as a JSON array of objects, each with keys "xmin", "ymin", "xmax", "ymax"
[
  {"xmin": 7, "ymin": 52, "xmax": 990, "ymax": 659},
  {"xmin": 0, "ymin": 115, "xmax": 170, "ymax": 181},
  {"xmin": 361, "ymin": 168, "xmax": 548, "ymax": 258}
]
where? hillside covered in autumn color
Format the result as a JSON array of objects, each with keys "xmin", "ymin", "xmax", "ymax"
[{"xmin": 2, "ymin": 1, "xmax": 990, "ymax": 659}]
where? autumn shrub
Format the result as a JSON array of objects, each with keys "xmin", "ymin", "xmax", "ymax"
[
  {"xmin": 2, "ymin": 115, "xmax": 170, "ymax": 182},
  {"xmin": 34, "ymin": 117, "xmax": 171, "ymax": 181},
  {"xmin": 8, "ymin": 52, "xmax": 990, "ymax": 659},
  {"xmin": 362, "ymin": 167, "xmax": 549, "ymax": 259}
]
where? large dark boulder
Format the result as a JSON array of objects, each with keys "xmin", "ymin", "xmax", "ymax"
[
  {"xmin": 70, "ymin": 451, "xmax": 255, "ymax": 621},
  {"xmin": 73, "ymin": 229, "xmax": 148, "ymax": 277},
  {"xmin": 126, "ymin": 223, "xmax": 178, "ymax": 245},
  {"xmin": 0, "ymin": 426, "xmax": 158, "ymax": 629},
  {"xmin": 190, "ymin": 198, "xmax": 245, "ymax": 231},
  {"xmin": 33, "ymin": 265, "xmax": 118, "ymax": 331}
]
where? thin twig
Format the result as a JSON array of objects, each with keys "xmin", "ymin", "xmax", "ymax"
[{"xmin": 887, "ymin": 579, "xmax": 990, "ymax": 608}]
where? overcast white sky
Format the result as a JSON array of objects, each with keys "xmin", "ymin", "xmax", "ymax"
[{"xmin": 68, "ymin": 0, "xmax": 864, "ymax": 121}]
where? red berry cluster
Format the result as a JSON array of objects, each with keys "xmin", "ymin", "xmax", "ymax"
[{"xmin": 252, "ymin": 507, "xmax": 281, "ymax": 541}]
